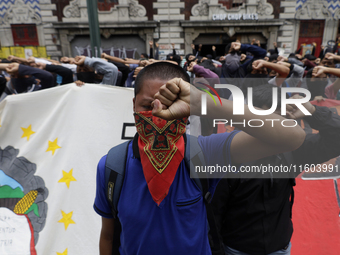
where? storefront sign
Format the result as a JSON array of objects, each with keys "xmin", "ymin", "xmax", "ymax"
[{"xmin": 212, "ymin": 13, "xmax": 258, "ymax": 21}]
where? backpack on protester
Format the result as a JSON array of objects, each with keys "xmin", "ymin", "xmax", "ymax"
[{"xmin": 104, "ymin": 134, "xmax": 225, "ymax": 255}]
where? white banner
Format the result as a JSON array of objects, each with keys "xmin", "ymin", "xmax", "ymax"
[{"xmin": 0, "ymin": 84, "xmax": 135, "ymax": 255}]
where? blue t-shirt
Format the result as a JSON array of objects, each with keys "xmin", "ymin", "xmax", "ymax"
[{"xmin": 94, "ymin": 131, "xmax": 238, "ymax": 255}]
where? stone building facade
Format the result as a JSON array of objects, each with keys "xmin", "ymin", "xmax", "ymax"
[
  {"xmin": 0, "ymin": 0, "xmax": 339, "ymax": 59},
  {"xmin": 0, "ymin": 0, "xmax": 60, "ymax": 57}
]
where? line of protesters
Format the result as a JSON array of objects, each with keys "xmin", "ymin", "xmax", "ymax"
[{"xmin": 1, "ymin": 38, "xmax": 340, "ymax": 103}]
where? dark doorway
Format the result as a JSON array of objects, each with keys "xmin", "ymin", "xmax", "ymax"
[
  {"xmin": 193, "ymin": 44, "xmax": 226, "ymax": 58},
  {"xmin": 193, "ymin": 33, "xmax": 236, "ymax": 58},
  {"xmin": 298, "ymin": 20, "xmax": 325, "ymax": 57}
]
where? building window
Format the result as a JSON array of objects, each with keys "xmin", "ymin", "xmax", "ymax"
[
  {"xmin": 299, "ymin": 20, "xmax": 324, "ymax": 38},
  {"xmin": 98, "ymin": 0, "xmax": 118, "ymax": 11},
  {"xmin": 232, "ymin": 0, "xmax": 244, "ymax": 8},
  {"xmin": 218, "ymin": 0, "xmax": 245, "ymax": 9},
  {"xmin": 11, "ymin": 24, "xmax": 39, "ymax": 46}
]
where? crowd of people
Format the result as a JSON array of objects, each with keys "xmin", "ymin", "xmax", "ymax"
[
  {"xmin": 0, "ymin": 38, "xmax": 340, "ymax": 102},
  {"xmin": 1, "ymin": 37, "xmax": 340, "ymax": 255},
  {"xmin": 92, "ymin": 37, "xmax": 339, "ymax": 255}
]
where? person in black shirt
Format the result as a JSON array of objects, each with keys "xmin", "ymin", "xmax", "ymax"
[
  {"xmin": 36, "ymin": 63, "xmax": 74, "ymax": 85},
  {"xmin": 212, "ymin": 84, "xmax": 340, "ymax": 255},
  {"xmin": 6, "ymin": 63, "xmax": 54, "ymax": 92}
]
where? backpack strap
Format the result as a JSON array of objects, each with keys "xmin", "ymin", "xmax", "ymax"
[
  {"xmin": 184, "ymin": 134, "xmax": 204, "ymax": 192},
  {"xmin": 105, "ymin": 140, "xmax": 131, "ymax": 218},
  {"xmin": 184, "ymin": 135, "xmax": 224, "ymax": 254}
]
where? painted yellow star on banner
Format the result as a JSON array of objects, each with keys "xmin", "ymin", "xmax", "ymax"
[
  {"xmin": 21, "ymin": 125, "xmax": 35, "ymax": 141},
  {"xmin": 57, "ymin": 248, "xmax": 68, "ymax": 255},
  {"xmin": 46, "ymin": 138, "xmax": 61, "ymax": 155},
  {"xmin": 58, "ymin": 210, "xmax": 75, "ymax": 230},
  {"xmin": 58, "ymin": 169, "xmax": 77, "ymax": 188}
]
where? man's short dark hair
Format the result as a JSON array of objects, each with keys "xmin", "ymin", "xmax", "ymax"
[
  {"xmin": 268, "ymin": 54, "xmax": 278, "ymax": 62},
  {"xmin": 134, "ymin": 62, "xmax": 190, "ymax": 97},
  {"xmin": 140, "ymin": 53, "xmax": 148, "ymax": 59},
  {"xmin": 251, "ymin": 83, "xmax": 282, "ymax": 110},
  {"xmin": 304, "ymin": 54, "xmax": 316, "ymax": 61},
  {"xmin": 172, "ymin": 55, "xmax": 181, "ymax": 66},
  {"xmin": 225, "ymin": 43, "xmax": 231, "ymax": 54},
  {"xmin": 185, "ymin": 53, "xmax": 194, "ymax": 62},
  {"xmin": 199, "ymin": 59, "xmax": 218, "ymax": 75},
  {"xmin": 288, "ymin": 53, "xmax": 296, "ymax": 59}
]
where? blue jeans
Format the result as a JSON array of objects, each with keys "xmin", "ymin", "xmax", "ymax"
[{"xmin": 224, "ymin": 242, "xmax": 291, "ymax": 255}]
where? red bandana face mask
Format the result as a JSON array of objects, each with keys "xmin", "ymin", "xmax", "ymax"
[{"xmin": 134, "ymin": 111, "xmax": 187, "ymax": 206}]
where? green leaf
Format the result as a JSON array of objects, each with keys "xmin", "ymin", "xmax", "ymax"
[{"xmin": 25, "ymin": 203, "xmax": 40, "ymax": 217}]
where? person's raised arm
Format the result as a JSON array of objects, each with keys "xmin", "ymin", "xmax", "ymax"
[
  {"xmin": 188, "ymin": 61, "xmax": 219, "ymax": 79},
  {"xmin": 313, "ymin": 65, "xmax": 340, "ymax": 78},
  {"xmin": 273, "ymin": 42, "xmax": 279, "ymax": 55},
  {"xmin": 197, "ymin": 44, "xmax": 202, "ymax": 57},
  {"xmin": 0, "ymin": 63, "xmax": 10, "ymax": 70},
  {"xmin": 191, "ymin": 44, "xmax": 197, "ymax": 56},
  {"xmin": 171, "ymin": 43, "xmax": 177, "ymax": 56},
  {"xmin": 295, "ymin": 44, "xmax": 302, "ymax": 54},
  {"xmin": 253, "ymin": 59, "xmax": 290, "ymax": 81},
  {"xmin": 7, "ymin": 55, "xmax": 29, "ymax": 64},
  {"xmin": 99, "ymin": 217, "xmax": 114, "ymax": 255},
  {"xmin": 149, "ymin": 41, "xmax": 154, "ymax": 59},
  {"xmin": 41, "ymin": 57, "xmax": 59, "ymax": 65},
  {"xmin": 325, "ymin": 52, "xmax": 340, "ymax": 62},
  {"xmin": 312, "ymin": 42, "xmax": 316, "ymax": 56},
  {"xmin": 212, "ymin": 45, "xmax": 217, "ymax": 59},
  {"xmin": 6, "ymin": 63, "xmax": 54, "ymax": 89},
  {"xmin": 239, "ymin": 42, "xmax": 267, "ymax": 59},
  {"xmin": 155, "ymin": 42, "xmax": 159, "ymax": 60},
  {"xmin": 152, "ymin": 78, "xmax": 306, "ymax": 164},
  {"xmin": 143, "ymin": 59, "xmax": 178, "ymax": 66},
  {"xmin": 101, "ymin": 53, "xmax": 140, "ymax": 65},
  {"xmin": 314, "ymin": 66, "xmax": 340, "ymax": 98}
]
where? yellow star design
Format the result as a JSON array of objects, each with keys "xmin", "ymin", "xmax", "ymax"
[
  {"xmin": 58, "ymin": 169, "xmax": 77, "ymax": 188},
  {"xmin": 46, "ymin": 138, "xmax": 61, "ymax": 155},
  {"xmin": 21, "ymin": 125, "xmax": 35, "ymax": 141},
  {"xmin": 58, "ymin": 210, "xmax": 75, "ymax": 230},
  {"xmin": 56, "ymin": 248, "xmax": 68, "ymax": 255}
]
